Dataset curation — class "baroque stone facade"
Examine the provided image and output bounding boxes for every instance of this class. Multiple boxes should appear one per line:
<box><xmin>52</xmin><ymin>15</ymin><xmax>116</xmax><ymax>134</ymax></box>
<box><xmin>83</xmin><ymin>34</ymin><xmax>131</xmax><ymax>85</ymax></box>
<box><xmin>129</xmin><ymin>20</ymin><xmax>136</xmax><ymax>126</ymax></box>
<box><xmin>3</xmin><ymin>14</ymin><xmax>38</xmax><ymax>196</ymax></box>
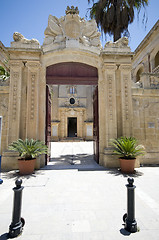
<box><xmin>0</xmin><ymin>7</ymin><xmax>159</xmax><ymax>170</ymax></box>
<box><xmin>50</xmin><ymin>85</ymin><xmax>94</xmax><ymax>141</ymax></box>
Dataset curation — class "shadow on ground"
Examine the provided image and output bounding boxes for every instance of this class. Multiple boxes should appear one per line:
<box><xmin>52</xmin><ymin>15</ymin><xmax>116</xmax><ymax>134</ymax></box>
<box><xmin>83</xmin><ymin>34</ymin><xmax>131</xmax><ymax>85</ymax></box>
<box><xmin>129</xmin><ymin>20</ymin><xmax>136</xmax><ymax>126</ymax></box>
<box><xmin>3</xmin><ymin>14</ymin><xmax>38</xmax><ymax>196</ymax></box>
<box><xmin>106</xmin><ymin>168</ymin><xmax>144</xmax><ymax>178</ymax></box>
<box><xmin>120</xmin><ymin>228</ymin><xmax>131</xmax><ymax>236</ymax></box>
<box><xmin>0</xmin><ymin>233</ymin><xmax>9</xmax><ymax>240</ymax></box>
<box><xmin>1</xmin><ymin>170</ymin><xmax>44</xmax><ymax>180</ymax></box>
<box><xmin>1</xmin><ymin>153</ymin><xmax>144</xmax><ymax>178</ymax></box>
<box><xmin>42</xmin><ymin>154</ymin><xmax>106</xmax><ymax>171</ymax></box>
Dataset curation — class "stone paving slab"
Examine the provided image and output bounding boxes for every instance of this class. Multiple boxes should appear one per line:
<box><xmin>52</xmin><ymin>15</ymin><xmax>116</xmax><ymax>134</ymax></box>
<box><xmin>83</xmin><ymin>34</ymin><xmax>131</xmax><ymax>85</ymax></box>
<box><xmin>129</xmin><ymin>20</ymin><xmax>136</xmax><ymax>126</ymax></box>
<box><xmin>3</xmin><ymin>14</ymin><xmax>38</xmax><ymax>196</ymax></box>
<box><xmin>0</xmin><ymin>142</ymin><xmax>159</xmax><ymax>240</ymax></box>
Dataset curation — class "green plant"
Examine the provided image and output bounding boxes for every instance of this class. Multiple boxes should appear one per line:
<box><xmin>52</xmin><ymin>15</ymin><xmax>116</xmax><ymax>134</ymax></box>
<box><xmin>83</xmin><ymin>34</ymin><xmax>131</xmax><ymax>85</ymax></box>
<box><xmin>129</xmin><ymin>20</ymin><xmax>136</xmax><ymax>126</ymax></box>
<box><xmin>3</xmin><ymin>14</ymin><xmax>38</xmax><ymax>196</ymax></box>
<box><xmin>87</xmin><ymin>0</ymin><xmax>148</xmax><ymax>41</ymax></box>
<box><xmin>9</xmin><ymin>139</ymin><xmax>48</xmax><ymax>160</ymax></box>
<box><xmin>110</xmin><ymin>136</ymin><xmax>145</xmax><ymax>159</ymax></box>
<box><xmin>0</xmin><ymin>66</ymin><xmax>10</xmax><ymax>81</ymax></box>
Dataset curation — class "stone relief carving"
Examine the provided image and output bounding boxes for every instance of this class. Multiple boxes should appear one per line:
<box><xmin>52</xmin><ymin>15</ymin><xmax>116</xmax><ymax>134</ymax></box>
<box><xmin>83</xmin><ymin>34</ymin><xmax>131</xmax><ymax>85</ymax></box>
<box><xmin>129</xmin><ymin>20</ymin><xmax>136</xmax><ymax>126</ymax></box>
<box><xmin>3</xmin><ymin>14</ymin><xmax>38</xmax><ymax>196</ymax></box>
<box><xmin>0</xmin><ymin>78</ymin><xmax>9</xmax><ymax>86</ymax></box>
<box><xmin>105</xmin><ymin>37</ymin><xmax>128</xmax><ymax>47</ymax></box>
<box><xmin>43</xmin><ymin>6</ymin><xmax>101</xmax><ymax>48</ymax></box>
<box><xmin>13</xmin><ymin>32</ymin><xmax>40</xmax><ymax>45</ymax></box>
<box><xmin>107</xmin><ymin>75</ymin><xmax>113</xmax><ymax>120</ymax></box>
<box><xmin>124</xmin><ymin>75</ymin><xmax>129</xmax><ymax>120</ymax></box>
<box><xmin>104</xmin><ymin>37</ymin><xmax>131</xmax><ymax>52</ymax></box>
<box><xmin>0</xmin><ymin>96</ymin><xmax>8</xmax><ymax>112</ymax></box>
<box><xmin>12</xmin><ymin>75</ymin><xmax>18</xmax><ymax>121</ymax></box>
<box><xmin>11</xmin><ymin>32</ymin><xmax>40</xmax><ymax>49</ymax></box>
<box><xmin>30</xmin><ymin>73</ymin><xmax>36</xmax><ymax>120</ymax></box>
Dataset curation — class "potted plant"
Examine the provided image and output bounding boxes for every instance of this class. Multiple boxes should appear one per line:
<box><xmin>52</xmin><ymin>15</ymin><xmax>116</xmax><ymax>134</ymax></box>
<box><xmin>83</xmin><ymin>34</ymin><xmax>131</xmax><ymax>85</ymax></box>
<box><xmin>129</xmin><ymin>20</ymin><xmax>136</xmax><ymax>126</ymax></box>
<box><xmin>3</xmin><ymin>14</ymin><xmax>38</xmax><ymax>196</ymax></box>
<box><xmin>9</xmin><ymin>139</ymin><xmax>48</xmax><ymax>175</ymax></box>
<box><xmin>111</xmin><ymin>136</ymin><xmax>145</xmax><ymax>173</ymax></box>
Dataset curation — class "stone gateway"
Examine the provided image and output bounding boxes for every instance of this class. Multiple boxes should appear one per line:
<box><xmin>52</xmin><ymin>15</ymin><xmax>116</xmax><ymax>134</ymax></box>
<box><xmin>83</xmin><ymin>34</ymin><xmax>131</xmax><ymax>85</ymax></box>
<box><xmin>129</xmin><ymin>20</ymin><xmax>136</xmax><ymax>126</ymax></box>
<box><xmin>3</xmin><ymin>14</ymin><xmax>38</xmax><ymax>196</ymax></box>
<box><xmin>0</xmin><ymin>7</ymin><xmax>159</xmax><ymax>170</ymax></box>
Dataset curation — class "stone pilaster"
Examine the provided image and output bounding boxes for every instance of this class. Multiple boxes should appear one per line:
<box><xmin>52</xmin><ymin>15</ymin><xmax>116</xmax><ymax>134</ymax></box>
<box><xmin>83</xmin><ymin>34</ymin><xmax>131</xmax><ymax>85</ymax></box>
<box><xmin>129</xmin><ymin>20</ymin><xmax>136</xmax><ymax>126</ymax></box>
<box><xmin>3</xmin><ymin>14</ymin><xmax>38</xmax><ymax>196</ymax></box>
<box><xmin>26</xmin><ymin>61</ymin><xmax>40</xmax><ymax>139</ymax></box>
<box><xmin>8</xmin><ymin>60</ymin><xmax>23</xmax><ymax>144</ymax></box>
<box><xmin>120</xmin><ymin>64</ymin><xmax>133</xmax><ymax>136</ymax></box>
<box><xmin>98</xmin><ymin>67</ymin><xmax>106</xmax><ymax>158</ymax></box>
<box><xmin>60</xmin><ymin>110</ymin><xmax>65</xmax><ymax>138</ymax></box>
<box><xmin>78</xmin><ymin>110</ymin><xmax>83</xmax><ymax>138</ymax></box>
<box><xmin>105</xmin><ymin>64</ymin><xmax>117</xmax><ymax>142</ymax></box>
<box><xmin>38</xmin><ymin>66</ymin><xmax>46</xmax><ymax>141</ymax></box>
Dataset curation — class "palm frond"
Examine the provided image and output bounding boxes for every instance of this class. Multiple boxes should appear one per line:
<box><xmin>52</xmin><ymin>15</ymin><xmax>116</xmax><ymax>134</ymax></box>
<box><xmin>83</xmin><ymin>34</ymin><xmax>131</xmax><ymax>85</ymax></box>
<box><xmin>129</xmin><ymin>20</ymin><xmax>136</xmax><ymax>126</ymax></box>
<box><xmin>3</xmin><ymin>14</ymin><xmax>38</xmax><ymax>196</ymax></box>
<box><xmin>87</xmin><ymin>0</ymin><xmax>149</xmax><ymax>41</ymax></box>
<box><xmin>9</xmin><ymin>138</ymin><xmax>48</xmax><ymax>160</ymax></box>
<box><xmin>110</xmin><ymin>136</ymin><xmax>145</xmax><ymax>159</ymax></box>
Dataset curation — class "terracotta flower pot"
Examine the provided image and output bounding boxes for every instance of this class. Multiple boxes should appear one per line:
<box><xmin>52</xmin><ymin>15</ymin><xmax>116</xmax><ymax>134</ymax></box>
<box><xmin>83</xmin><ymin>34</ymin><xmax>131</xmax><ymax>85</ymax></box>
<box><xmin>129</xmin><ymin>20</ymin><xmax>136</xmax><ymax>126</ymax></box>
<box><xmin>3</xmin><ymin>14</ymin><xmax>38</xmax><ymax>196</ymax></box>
<box><xmin>119</xmin><ymin>158</ymin><xmax>136</xmax><ymax>173</ymax></box>
<box><xmin>18</xmin><ymin>158</ymin><xmax>36</xmax><ymax>175</ymax></box>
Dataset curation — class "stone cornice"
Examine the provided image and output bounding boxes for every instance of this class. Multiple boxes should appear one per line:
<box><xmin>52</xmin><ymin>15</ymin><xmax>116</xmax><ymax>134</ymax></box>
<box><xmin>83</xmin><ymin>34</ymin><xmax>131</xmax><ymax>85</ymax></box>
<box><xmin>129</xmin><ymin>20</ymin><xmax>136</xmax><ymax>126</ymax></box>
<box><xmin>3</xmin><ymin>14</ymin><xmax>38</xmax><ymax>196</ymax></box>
<box><xmin>7</xmin><ymin>47</ymin><xmax>42</xmax><ymax>54</ymax></box>
<box><xmin>134</xmin><ymin>20</ymin><xmax>159</xmax><ymax>55</ymax></box>
<box><xmin>100</xmin><ymin>50</ymin><xmax>133</xmax><ymax>57</ymax></box>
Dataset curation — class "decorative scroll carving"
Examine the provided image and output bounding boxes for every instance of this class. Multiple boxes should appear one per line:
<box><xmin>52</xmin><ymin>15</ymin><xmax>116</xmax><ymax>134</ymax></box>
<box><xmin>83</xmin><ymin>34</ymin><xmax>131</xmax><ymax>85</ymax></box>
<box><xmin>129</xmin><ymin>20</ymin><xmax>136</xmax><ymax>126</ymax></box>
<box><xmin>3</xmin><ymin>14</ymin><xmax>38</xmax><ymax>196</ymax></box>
<box><xmin>0</xmin><ymin>96</ymin><xmax>8</xmax><ymax>112</ymax></box>
<box><xmin>124</xmin><ymin>75</ymin><xmax>129</xmax><ymax>120</ymax></box>
<box><xmin>26</xmin><ymin>62</ymin><xmax>40</xmax><ymax>69</ymax></box>
<box><xmin>150</xmin><ymin>75</ymin><xmax>159</xmax><ymax>88</ymax></box>
<box><xmin>30</xmin><ymin>73</ymin><xmax>36</xmax><ymax>120</ymax></box>
<box><xmin>43</xmin><ymin>6</ymin><xmax>101</xmax><ymax>48</ymax></box>
<box><xmin>12</xmin><ymin>73</ymin><xmax>19</xmax><ymax>121</ymax></box>
<box><xmin>108</xmin><ymin>75</ymin><xmax>113</xmax><ymax>120</ymax></box>
<box><xmin>10</xmin><ymin>61</ymin><xmax>22</xmax><ymax>67</ymax></box>
<box><xmin>120</xmin><ymin>64</ymin><xmax>132</xmax><ymax>70</ymax></box>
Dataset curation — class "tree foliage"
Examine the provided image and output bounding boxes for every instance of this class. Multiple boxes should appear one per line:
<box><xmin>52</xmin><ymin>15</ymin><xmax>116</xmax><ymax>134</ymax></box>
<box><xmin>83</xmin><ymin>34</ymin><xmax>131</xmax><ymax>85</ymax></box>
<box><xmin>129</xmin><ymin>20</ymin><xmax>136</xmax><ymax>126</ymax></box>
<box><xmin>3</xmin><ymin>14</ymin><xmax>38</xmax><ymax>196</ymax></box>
<box><xmin>88</xmin><ymin>0</ymin><xmax>148</xmax><ymax>41</ymax></box>
<box><xmin>0</xmin><ymin>65</ymin><xmax>10</xmax><ymax>81</ymax></box>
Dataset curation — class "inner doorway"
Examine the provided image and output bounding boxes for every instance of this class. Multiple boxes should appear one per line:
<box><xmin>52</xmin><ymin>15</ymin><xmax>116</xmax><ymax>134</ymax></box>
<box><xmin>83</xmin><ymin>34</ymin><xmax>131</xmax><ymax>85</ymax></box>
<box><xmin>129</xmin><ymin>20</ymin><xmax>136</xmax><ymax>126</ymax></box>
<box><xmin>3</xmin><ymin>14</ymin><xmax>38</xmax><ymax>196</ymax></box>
<box><xmin>46</xmin><ymin>62</ymin><xmax>99</xmax><ymax>163</ymax></box>
<box><xmin>68</xmin><ymin>117</ymin><xmax>77</xmax><ymax>137</ymax></box>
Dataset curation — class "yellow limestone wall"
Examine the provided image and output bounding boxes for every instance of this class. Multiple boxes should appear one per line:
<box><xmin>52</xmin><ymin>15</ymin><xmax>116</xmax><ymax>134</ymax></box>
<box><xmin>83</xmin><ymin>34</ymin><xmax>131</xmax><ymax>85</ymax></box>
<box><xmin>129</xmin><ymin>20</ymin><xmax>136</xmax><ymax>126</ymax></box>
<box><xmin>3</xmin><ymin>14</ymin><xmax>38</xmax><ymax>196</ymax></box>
<box><xmin>0</xmin><ymin>27</ymin><xmax>159</xmax><ymax>170</ymax></box>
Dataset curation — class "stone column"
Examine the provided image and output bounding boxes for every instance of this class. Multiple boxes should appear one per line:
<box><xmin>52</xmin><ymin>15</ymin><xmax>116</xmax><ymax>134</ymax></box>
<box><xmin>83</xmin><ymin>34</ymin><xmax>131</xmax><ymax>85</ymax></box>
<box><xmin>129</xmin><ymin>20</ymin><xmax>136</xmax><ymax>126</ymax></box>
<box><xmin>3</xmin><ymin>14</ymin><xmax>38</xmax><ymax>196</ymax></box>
<box><xmin>26</xmin><ymin>61</ymin><xmax>40</xmax><ymax>139</ymax></box>
<box><xmin>120</xmin><ymin>64</ymin><xmax>133</xmax><ymax>136</ymax></box>
<box><xmin>8</xmin><ymin>61</ymin><xmax>23</xmax><ymax>144</ymax></box>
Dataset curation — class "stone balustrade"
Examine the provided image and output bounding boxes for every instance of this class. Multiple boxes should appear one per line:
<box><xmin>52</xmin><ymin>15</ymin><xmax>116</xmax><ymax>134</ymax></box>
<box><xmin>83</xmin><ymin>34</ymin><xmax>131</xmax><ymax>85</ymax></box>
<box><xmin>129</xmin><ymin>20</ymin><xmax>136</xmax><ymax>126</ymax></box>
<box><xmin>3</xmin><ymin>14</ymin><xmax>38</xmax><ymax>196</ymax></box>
<box><xmin>140</xmin><ymin>72</ymin><xmax>159</xmax><ymax>89</ymax></box>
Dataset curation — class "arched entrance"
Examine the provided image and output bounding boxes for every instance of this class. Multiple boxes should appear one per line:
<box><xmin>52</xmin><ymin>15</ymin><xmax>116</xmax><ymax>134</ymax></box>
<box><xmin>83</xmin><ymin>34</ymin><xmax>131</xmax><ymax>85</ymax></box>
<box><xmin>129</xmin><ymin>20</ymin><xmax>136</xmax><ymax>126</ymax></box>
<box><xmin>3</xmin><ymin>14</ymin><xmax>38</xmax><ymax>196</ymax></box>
<box><xmin>45</xmin><ymin>62</ymin><xmax>99</xmax><ymax>164</ymax></box>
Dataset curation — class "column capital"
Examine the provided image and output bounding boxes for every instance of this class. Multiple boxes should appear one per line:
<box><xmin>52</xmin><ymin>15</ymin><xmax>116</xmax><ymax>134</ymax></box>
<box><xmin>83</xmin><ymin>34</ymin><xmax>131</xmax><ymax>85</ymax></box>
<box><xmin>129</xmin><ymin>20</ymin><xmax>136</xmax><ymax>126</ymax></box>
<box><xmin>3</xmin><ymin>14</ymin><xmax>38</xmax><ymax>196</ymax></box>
<box><xmin>10</xmin><ymin>60</ymin><xmax>23</xmax><ymax>68</ymax></box>
<box><xmin>26</xmin><ymin>61</ymin><xmax>41</xmax><ymax>69</ymax></box>
<box><xmin>120</xmin><ymin>64</ymin><xmax>132</xmax><ymax>71</ymax></box>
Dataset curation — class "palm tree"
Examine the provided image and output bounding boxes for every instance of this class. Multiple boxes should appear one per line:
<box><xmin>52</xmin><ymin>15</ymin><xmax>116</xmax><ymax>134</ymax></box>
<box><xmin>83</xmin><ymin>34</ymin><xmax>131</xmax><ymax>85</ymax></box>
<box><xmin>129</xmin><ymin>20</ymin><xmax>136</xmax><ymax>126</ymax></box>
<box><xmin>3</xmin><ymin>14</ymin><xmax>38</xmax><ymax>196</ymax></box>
<box><xmin>0</xmin><ymin>65</ymin><xmax>10</xmax><ymax>81</ymax></box>
<box><xmin>88</xmin><ymin>0</ymin><xmax>148</xmax><ymax>42</ymax></box>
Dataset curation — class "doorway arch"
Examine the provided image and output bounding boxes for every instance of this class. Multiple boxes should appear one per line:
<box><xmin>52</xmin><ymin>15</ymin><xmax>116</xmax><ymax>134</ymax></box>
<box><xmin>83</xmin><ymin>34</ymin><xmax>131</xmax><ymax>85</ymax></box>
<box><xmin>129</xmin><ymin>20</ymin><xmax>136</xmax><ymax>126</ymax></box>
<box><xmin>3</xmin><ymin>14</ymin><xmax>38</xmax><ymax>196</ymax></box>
<box><xmin>46</xmin><ymin>62</ymin><xmax>98</xmax><ymax>85</ymax></box>
<box><xmin>45</xmin><ymin>62</ymin><xmax>99</xmax><ymax>163</ymax></box>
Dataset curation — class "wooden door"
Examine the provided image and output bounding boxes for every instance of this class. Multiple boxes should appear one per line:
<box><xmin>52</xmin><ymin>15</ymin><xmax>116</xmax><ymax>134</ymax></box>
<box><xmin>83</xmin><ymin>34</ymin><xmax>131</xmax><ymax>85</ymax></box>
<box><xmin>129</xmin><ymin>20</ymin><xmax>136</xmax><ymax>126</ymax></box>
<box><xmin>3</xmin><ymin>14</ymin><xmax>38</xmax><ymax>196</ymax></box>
<box><xmin>45</xmin><ymin>85</ymin><xmax>51</xmax><ymax>164</ymax></box>
<box><xmin>93</xmin><ymin>86</ymin><xmax>99</xmax><ymax>163</ymax></box>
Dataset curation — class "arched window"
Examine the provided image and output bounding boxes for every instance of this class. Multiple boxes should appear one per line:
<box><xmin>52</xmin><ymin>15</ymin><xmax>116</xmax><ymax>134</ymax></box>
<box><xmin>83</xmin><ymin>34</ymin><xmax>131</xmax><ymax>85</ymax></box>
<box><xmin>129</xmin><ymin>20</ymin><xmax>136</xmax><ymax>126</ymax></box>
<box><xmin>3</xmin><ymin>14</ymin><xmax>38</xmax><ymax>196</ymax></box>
<box><xmin>136</xmin><ymin>67</ymin><xmax>143</xmax><ymax>82</ymax></box>
<box><xmin>155</xmin><ymin>51</ymin><xmax>159</xmax><ymax>68</ymax></box>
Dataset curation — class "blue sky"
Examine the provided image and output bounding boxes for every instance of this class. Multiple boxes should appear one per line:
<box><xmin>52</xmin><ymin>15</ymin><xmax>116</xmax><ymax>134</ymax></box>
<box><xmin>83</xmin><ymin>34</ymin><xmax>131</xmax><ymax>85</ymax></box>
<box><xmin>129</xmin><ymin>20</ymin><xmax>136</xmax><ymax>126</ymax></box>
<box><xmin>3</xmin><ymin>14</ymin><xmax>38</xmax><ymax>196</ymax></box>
<box><xmin>0</xmin><ymin>0</ymin><xmax>158</xmax><ymax>51</ymax></box>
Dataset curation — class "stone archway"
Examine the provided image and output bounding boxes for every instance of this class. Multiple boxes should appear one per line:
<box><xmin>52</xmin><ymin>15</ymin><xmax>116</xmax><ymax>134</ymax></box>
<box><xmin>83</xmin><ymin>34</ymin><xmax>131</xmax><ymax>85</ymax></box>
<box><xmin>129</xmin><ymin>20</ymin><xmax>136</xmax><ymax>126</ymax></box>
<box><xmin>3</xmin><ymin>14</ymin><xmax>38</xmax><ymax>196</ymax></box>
<box><xmin>46</xmin><ymin>62</ymin><xmax>98</xmax><ymax>85</ymax></box>
<box><xmin>45</xmin><ymin>62</ymin><xmax>99</xmax><ymax>162</ymax></box>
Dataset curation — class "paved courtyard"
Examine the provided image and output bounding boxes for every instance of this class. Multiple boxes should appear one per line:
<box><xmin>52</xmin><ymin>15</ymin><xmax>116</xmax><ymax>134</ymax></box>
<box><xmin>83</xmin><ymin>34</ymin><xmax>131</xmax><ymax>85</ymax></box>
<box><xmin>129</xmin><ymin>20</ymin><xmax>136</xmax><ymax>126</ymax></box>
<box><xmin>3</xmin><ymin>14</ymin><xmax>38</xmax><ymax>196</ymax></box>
<box><xmin>0</xmin><ymin>142</ymin><xmax>159</xmax><ymax>239</ymax></box>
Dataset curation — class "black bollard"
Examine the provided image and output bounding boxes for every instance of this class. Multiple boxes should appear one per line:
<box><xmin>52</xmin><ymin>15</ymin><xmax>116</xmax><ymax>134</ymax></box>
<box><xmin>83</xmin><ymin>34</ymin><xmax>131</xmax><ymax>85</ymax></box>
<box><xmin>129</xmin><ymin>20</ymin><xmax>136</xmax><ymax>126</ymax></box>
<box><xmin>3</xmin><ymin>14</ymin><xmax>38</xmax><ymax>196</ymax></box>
<box><xmin>123</xmin><ymin>178</ymin><xmax>137</xmax><ymax>233</ymax></box>
<box><xmin>8</xmin><ymin>179</ymin><xmax>25</xmax><ymax>238</ymax></box>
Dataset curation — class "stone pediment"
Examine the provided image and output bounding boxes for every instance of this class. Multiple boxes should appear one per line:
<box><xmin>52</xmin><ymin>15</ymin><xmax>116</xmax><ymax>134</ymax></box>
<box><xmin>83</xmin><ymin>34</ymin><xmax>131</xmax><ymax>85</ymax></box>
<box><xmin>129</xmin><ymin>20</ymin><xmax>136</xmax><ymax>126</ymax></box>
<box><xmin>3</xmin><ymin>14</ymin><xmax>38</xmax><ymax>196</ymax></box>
<box><xmin>43</xmin><ymin>6</ymin><xmax>101</xmax><ymax>53</ymax></box>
